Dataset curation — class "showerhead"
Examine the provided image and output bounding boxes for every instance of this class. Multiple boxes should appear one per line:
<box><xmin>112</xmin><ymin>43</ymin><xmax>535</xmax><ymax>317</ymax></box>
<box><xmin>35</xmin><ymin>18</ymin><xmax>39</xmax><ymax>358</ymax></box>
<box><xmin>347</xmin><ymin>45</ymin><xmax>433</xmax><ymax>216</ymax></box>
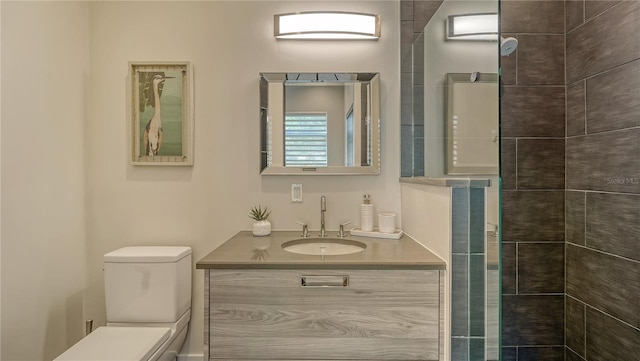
<box><xmin>501</xmin><ymin>36</ymin><xmax>518</xmax><ymax>56</ymax></box>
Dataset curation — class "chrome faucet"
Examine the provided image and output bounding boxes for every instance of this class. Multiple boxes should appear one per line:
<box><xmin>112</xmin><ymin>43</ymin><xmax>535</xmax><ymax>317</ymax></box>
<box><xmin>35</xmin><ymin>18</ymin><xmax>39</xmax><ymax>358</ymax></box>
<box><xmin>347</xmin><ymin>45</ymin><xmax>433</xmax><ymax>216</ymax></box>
<box><xmin>320</xmin><ymin>195</ymin><xmax>327</xmax><ymax>237</ymax></box>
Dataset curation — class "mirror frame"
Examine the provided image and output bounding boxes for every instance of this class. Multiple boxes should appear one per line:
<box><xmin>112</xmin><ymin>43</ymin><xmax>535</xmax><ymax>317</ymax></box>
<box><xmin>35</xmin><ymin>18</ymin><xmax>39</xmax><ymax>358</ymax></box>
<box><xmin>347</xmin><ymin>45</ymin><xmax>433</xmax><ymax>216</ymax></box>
<box><xmin>259</xmin><ymin>72</ymin><xmax>381</xmax><ymax>176</ymax></box>
<box><xmin>445</xmin><ymin>72</ymin><xmax>498</xmax><ymax>175</ymax></box>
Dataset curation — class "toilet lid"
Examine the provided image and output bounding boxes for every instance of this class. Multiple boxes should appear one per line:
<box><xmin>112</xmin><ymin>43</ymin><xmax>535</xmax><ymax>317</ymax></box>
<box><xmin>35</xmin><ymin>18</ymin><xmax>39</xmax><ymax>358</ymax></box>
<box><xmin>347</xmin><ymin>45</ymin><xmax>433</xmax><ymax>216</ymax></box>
<box><xmin>54</xmin><ymin>326</ymin><xmax>170</xmax><ymax>361</ymax></box>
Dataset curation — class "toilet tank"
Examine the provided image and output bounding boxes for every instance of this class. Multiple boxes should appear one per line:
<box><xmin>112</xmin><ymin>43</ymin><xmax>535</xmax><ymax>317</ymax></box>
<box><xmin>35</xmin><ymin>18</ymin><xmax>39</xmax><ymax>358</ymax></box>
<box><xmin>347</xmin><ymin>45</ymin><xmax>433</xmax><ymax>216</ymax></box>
<box><xmin>104</xmin><ymin>246</ymin><xmax>192</xmax><ymax>323</ymax></box>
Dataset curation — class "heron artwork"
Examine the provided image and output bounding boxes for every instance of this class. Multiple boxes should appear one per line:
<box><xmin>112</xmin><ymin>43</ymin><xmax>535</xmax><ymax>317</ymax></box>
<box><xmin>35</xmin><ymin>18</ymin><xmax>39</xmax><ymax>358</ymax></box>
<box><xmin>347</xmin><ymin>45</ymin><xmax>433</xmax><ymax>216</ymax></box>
<box><xmin>143</xmin><ymin>74</ymin><xmax>174</xmax><ymax>156</ymax></box>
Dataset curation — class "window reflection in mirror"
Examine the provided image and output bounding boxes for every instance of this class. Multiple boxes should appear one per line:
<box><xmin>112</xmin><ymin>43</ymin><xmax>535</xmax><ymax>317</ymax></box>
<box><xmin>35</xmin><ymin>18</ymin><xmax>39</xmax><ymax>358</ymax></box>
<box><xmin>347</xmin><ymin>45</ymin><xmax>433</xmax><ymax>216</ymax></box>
<box><xmin>284</xmin><ymin>112</ymin><xmax>328</xmax><ymax>167</ymax></box>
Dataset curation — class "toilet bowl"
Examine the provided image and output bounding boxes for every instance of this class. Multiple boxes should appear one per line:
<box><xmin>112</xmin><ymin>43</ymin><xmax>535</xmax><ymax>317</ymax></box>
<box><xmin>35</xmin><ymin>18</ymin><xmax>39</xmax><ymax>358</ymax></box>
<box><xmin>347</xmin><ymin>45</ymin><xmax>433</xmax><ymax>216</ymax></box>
<box><xmin>54</xmin><ymin>246</ymin><xmax>192</xmax><ymax>361</ymax></box>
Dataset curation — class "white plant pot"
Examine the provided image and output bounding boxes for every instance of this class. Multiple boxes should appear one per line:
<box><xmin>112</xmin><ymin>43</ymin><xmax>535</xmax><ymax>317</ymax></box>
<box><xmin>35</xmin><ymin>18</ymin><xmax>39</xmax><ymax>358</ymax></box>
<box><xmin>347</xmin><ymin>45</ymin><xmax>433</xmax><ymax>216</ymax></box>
<box><xmin>252</xmin><ymin>220</ymin><xmax>271</xmax><ymax>236</ymax></box>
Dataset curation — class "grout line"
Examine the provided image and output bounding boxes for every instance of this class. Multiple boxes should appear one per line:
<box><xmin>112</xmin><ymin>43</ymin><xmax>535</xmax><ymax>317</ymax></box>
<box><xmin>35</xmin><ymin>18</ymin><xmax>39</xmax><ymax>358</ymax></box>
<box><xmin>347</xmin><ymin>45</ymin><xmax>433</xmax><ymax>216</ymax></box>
<box><xmin>566</xmin><ymin>125</ymin><xmax>640</xmax><ymax>138</ymax></box>
<box><xmin>569</xmin><ymin>59</ymin><xmax>640</xmax><ymax>86</ymax></box>
<box><xmin>567</xmin><ymin>242</ymin><xmax>640</xmax><ymax>265</ymax></box>
<box><xmin>502</xmin><ymin>84</ymin><xmax>566</xmax><ymax>88</ymax></box>
<box><xmin>503</xmin><ymin>241</ymin><xmax>565</xmax><ymax>244</ymax></box>
<box><xmin>584</xmin><ymin>303</ymin><xmax>640</xmax><ymax>332</ymax></box>
<box><xmin>565</xmin><ymin>346</ymin><xmax>586</xmax><ymax>361</ymax></box>
<box><xmin>565</xmin><ymin>189</ymin><xmax>640</xmax><ymax>196</ymax></box>
<box><xmin>566</xmin><ymin>293</ymin><xmax>585</xmax><ymax>304</ymax></box>
<box><xmin>505</xmin><ymin>292</ymin><xmax>565</xmax><ymax>296</ymax></box>
<box><xmin>584</xmin><ymin>0</ymin><xmax>626</xmax><ymax>23</ymax></box>
<box><xmin>566</xmin><ymin>0</ymin><xmax>625</xmax><ymax>36</ymax></box>
<box><xmin>502</xmin><ymin>189</ymin><xmax>566</xmax><ymax>192</ymax></box>
<box><xmin>511</xmin><ymin>136</ymin><xmax>565</xmax><ymax>140</ymax></box>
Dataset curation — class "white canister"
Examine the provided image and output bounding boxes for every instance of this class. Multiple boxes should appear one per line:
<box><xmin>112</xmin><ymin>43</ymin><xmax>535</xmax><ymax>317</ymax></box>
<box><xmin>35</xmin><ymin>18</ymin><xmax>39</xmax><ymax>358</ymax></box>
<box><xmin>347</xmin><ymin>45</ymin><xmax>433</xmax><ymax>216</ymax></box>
<box><xmin>378</xmin><ymin>213</ymin><xmax>396</xmax><ymax>233</ymax></box>
<box><xmin>360</xmin><ymin>204</ymin><xmax>374</xmax><ymax>232</ymax></box>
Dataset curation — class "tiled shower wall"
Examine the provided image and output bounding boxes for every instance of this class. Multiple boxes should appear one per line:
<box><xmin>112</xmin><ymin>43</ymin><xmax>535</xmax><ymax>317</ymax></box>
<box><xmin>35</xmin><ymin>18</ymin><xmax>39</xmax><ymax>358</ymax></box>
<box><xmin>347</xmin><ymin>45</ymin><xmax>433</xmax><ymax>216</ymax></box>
<box><xmin>500</xmin><ymin>1</ymin><xmax>567</xmax><ymax>359</ymax></box>
<box><xmin>564</xmin><ymin>0</ymin><xmax>640</xmax><ymax>360</ymax></box>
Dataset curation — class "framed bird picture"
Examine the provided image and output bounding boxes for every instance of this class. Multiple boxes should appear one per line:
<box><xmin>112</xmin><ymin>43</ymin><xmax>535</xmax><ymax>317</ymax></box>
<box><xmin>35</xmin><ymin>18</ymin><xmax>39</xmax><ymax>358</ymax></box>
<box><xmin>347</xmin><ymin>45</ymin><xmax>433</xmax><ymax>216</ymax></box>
<box><xmin>130</xmin><ymin>62</ymin><xmax>193</xmax><ymax>165</ymax></box>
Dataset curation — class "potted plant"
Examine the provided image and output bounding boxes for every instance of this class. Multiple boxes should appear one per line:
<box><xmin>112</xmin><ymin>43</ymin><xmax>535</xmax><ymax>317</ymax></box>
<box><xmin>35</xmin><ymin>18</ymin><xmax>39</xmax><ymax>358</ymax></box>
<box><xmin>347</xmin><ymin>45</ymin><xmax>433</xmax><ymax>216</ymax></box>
<box><xmin>249</xmin><ymin>205</ymin><xmax>271</xmax><ymax>236</ymax></box>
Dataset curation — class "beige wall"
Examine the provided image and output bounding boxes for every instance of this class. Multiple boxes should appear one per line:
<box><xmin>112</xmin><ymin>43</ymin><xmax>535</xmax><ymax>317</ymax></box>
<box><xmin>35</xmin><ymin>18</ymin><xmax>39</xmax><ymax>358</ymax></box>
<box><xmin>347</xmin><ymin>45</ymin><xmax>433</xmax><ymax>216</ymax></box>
<box><xmin>0</xmin><ymin>1</ymin><xmax>400</xmax><ymax>360</ymax></box>
<box><xmin>1</xmin><ymin>2</ymin><xmax>90</xmax><ymax>360</ymax></box>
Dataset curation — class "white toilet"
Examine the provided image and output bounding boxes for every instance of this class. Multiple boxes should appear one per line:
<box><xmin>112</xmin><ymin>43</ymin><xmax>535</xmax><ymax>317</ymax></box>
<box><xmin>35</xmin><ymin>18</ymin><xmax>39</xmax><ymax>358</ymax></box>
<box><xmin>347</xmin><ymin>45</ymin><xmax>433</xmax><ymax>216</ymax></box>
<box><xmin>55</xmin><ymin>246</ymin><xmax>192</xmax><ymax>361</ymax></box>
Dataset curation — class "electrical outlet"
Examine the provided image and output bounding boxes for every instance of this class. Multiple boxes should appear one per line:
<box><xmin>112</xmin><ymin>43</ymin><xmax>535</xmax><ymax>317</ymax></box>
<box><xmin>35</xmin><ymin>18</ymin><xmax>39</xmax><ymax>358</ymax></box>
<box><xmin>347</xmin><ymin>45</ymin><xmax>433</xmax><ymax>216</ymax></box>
<box><xmin>291</xmin><ymin>184</ymin><xmax>303</xmax><ymax>202</ymax></box>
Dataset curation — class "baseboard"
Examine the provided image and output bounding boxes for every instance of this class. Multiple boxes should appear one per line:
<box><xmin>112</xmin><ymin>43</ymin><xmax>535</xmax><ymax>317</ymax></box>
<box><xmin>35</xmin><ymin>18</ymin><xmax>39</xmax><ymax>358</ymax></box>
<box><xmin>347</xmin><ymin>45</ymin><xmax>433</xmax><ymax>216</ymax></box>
<box><xmin>177</xmin><ymin>353</ymin><xmax>204</xmax><ymax>361</ymax></box>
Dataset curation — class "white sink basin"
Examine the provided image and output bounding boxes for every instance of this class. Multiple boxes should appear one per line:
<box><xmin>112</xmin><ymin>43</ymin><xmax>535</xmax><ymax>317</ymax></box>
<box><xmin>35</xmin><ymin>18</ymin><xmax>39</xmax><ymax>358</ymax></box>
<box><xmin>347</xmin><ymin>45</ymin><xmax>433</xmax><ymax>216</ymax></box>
<box><xmin>281</xmin><ymin>238</ymin><xmax>366</xmax><ymax>256</ymax></box>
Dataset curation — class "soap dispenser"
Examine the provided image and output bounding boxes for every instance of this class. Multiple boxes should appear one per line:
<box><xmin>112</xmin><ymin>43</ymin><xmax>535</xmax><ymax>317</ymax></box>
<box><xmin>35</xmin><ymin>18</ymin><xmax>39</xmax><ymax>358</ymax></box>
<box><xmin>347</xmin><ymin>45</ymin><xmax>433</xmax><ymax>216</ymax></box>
<box><xmin>360</xmin><ymin>194</ymin><xmax>374</xmax><ymax>232</ymax></box>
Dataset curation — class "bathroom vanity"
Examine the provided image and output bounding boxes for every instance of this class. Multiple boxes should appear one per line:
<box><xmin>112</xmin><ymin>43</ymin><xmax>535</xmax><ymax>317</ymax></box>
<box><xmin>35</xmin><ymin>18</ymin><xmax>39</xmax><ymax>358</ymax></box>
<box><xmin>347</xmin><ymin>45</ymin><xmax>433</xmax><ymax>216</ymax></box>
<box><xmin>196</xmin><ymin>231</ymin><xmax>446</xmax><ymax>361</ymax></box>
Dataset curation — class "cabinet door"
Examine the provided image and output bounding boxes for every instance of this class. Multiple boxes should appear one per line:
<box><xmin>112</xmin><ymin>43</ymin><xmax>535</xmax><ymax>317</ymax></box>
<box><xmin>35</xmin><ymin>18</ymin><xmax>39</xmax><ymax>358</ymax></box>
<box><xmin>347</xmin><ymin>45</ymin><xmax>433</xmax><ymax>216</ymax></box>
<box><xmin>208</xmin><ymin>269</ymin><xmax>440</xmax><ymax>360</ymax></box>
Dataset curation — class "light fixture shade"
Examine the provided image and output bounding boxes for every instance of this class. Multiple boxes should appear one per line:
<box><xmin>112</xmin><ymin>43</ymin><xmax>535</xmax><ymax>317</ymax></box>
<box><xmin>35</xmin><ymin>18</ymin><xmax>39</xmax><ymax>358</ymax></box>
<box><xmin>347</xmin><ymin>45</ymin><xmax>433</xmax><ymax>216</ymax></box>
<box><xmin>446</xmin><ymin>13</ymin><xmax>498</xmax><ymax>41</ymax></box>
<box><xmin>274</xmin><ymin>11</ymin><xmax>380</xmax><ymax>40</ymax></box>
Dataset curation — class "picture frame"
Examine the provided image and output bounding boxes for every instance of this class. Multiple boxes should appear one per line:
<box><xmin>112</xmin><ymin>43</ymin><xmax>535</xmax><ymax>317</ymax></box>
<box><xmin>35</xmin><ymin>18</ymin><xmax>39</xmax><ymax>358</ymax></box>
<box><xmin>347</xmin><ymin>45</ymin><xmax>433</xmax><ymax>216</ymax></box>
<box><xmin>130</xmin><ymin>62</ymin><xmax>193</xmax><ymax>166</ymax></box>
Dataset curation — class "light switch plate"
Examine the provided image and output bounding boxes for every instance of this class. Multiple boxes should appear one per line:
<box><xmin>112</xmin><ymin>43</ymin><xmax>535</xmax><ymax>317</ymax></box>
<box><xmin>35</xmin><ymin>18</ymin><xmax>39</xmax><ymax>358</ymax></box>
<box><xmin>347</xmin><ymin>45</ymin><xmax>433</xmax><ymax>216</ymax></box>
<box><xmin>291</xmin><ymin>184</ymin><xmax>303</xmax><ymax>202</ymax></box>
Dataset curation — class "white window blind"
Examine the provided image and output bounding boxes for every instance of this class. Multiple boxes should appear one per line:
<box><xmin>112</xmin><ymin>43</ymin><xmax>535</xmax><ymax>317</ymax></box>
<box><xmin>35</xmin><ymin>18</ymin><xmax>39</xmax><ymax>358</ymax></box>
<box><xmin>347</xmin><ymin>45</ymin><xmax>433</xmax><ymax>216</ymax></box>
<box><xmin>285</xmin><ymin>112</ymin><xmax>328</xmax><ymax>167</ymax></box>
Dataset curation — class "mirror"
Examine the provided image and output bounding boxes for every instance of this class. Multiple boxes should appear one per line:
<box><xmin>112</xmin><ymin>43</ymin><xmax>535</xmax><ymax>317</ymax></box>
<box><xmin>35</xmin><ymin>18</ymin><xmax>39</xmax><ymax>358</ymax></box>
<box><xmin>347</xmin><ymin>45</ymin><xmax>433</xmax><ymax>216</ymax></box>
<box><xmin>402</xmin><ymin>0</ymin><xmax>499</xmax><ymax>178</ymax></box>
<box><xmin>259</xmin><ymin>73</ymin><xmax>380</xmax><ymax>175</ymax></box>
<box><xmin>445</xmin><ymin>73</ymin><xmax>498</xmax><ymax>175</ymax></box>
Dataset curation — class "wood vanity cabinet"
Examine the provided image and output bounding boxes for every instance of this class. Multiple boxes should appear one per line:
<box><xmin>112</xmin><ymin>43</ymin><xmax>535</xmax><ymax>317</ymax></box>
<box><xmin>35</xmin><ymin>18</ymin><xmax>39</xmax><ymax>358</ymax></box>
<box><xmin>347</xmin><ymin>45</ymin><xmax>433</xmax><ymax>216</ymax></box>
<box><xmin>203</xmin><ymin>269</ymin><xmax>443</xmax><ymax>361</ymax></box>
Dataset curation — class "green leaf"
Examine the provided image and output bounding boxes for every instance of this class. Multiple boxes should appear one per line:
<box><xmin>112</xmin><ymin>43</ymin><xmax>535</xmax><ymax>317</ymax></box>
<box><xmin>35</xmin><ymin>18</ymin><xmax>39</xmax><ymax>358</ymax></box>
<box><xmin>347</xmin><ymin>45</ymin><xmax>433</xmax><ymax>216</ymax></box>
<box><xmin>249</xmin><ymin>205</ymin><xmax>271</xmax><ymax>221</ymax></box>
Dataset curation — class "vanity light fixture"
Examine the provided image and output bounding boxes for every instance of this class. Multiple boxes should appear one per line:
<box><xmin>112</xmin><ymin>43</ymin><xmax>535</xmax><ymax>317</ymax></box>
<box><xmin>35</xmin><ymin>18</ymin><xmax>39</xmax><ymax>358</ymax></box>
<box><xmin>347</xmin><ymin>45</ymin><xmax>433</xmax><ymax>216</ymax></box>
<box><xmin>274</xmin><ymin>11</ymin><xmax>380</xmax><ymax>40</ymax></box>
<box><xmin>446</xmin><ymin>13</ymin><xmax>498</xmax><ymax>41</ymax></box>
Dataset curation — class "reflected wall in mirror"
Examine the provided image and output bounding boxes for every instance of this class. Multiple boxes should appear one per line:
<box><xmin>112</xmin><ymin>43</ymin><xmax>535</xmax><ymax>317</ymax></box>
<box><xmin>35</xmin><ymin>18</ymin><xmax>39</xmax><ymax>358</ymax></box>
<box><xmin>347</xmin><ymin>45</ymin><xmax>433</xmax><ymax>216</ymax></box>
<box><xmin>260</xmin><ymin>73</ymin><xmax>380</xmax><ymax>175</ymax></box>
<box><xmin>445</xmin><ymin>73</ymin><xmax>498</xmax><ymax>175</ymax></box>
<box><xmin>403</xmin><ymin>0</ymin><xmax>499</xmax><ymax>178</ymax></box>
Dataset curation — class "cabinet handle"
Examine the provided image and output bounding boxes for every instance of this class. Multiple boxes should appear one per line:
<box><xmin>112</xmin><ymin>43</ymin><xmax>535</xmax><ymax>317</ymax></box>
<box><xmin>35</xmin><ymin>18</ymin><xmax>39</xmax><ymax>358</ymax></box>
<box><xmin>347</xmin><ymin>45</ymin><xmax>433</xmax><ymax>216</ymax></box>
<box><xmin>301</xmin><ymin>275</ymin><xmax>349</xmax><ymax>287</ymax></box>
